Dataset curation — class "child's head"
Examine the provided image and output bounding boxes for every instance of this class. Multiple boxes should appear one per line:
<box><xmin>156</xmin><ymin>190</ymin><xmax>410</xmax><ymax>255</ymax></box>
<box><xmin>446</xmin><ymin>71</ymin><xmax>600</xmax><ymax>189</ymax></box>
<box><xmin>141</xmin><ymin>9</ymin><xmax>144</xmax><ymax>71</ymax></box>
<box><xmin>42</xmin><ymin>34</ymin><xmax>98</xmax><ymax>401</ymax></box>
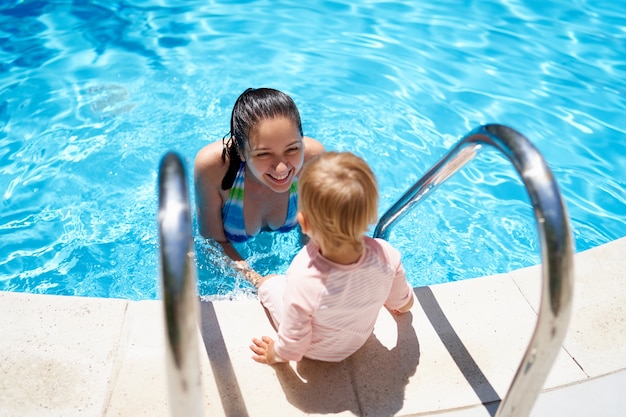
<box><xmin>298</xmin><ymin>152</ymin><xmax>378</xmax><ymax>252</ymax></box>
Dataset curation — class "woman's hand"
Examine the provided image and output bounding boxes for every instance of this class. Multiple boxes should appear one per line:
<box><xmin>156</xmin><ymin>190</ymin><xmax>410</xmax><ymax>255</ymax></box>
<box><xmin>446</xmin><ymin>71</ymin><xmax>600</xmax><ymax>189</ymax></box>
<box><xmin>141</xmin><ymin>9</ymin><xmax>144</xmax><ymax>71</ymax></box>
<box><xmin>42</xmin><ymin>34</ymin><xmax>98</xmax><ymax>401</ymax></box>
<box><xmin>232</xmin><ymin>260</ymin><xmax>265</xmax><ymax>287</ymax></box>
<box><xmin>233</xmin><ymin>260</ymin><xmax>276</xmax><ymax>288</ymax></box>
<box><xmin>250</xmin><ymin>336</ymin><xmax>284</xmax><ymax>365</ymax></box>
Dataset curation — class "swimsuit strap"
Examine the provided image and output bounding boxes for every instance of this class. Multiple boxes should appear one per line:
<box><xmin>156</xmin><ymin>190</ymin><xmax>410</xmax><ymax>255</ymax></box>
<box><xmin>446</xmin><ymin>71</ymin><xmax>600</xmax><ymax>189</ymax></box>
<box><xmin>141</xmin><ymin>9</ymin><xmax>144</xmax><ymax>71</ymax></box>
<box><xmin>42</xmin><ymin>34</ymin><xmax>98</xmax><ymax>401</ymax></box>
<box><xmin>222</xmin><ymin>162</ymin><xmax>249</xmax><ymax>242</ymax></box>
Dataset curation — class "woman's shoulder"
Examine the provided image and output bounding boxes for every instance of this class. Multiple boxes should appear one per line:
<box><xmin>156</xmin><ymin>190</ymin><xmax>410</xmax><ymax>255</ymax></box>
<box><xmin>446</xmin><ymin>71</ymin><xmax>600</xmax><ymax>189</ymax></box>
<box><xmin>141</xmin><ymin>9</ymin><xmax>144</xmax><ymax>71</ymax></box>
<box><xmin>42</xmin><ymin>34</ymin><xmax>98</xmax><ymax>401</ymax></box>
<box><xmin>195</xmin><ymin>140</ymin><xmax>225</xmax><ymax>168</ymax></box>
<box><xmin>194</xmin><ymin>140</ymin><xmax>229</xmax><ymax>185</ymax></box>
<box><xmin>303</xmin><ymin>136</ymin><xmax>325</xmax><ymax>160</ymax></box>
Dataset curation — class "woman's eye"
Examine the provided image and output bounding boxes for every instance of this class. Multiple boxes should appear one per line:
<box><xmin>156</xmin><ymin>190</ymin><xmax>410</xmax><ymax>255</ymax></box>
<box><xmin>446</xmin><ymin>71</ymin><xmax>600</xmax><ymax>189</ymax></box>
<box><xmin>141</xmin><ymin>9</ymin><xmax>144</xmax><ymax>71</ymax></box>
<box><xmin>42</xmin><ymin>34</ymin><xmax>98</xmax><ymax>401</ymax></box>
<box><xmin>286</xmin><ymin>147</ymin><xmax>301</xmax><ymax>154</ymax></box>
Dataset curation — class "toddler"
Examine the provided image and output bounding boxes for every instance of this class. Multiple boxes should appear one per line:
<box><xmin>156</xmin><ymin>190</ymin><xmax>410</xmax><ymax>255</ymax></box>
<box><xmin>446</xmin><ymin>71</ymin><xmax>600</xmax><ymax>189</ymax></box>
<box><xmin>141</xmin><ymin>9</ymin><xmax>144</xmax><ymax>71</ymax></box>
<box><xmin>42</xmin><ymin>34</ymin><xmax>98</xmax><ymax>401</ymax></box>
<box><xmin>250</xmin><ymin>151</ymin><xmax>414</xmax><ymax>364</ymax></box>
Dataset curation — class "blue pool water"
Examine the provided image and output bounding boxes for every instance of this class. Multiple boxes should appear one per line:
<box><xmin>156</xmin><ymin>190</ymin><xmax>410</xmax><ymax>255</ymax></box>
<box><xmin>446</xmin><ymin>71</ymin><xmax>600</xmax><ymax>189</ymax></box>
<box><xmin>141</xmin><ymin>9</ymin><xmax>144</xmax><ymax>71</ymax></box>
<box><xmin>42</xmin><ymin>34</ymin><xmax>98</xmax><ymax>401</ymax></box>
<box><xmin>1</xmin><ymin>1</ymin><xmax>625</xmax><ymax>300</ymax></box>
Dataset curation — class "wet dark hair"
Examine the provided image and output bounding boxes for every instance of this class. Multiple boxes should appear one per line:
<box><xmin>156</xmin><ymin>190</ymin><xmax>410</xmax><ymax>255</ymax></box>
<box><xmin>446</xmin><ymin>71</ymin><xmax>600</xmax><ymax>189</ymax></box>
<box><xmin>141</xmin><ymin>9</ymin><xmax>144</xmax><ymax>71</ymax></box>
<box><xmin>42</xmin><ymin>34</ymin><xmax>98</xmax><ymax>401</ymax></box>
<box><xmin>221</xmin><ymin>88</ymin><xmax>304</xmax><ymax>190</ymax></box>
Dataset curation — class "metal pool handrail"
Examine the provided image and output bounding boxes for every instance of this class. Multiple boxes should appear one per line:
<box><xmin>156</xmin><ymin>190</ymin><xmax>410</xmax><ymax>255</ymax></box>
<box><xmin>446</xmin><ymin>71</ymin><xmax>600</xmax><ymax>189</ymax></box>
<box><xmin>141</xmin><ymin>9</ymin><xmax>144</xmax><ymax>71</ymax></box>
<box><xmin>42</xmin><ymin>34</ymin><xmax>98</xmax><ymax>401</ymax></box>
<box><xmin>374</xmin><ymin>124</ymin><xmax>574</xmax><ymax>417</ymax></box>
<box><xmin>157</xmin><ymin>152</ymin><xmax>204</xmax><ymax>417</ymax></box>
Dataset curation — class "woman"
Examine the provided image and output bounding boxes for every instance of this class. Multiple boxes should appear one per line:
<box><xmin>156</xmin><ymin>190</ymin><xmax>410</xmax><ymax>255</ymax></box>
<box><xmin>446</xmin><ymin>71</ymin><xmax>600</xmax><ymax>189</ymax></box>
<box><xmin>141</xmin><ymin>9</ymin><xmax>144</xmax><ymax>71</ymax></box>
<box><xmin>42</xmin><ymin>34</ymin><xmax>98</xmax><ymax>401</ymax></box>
<box><xmin>194</xmin><ymin>88</ymin><xmax>324</xmax><ymax>279</ymax></box>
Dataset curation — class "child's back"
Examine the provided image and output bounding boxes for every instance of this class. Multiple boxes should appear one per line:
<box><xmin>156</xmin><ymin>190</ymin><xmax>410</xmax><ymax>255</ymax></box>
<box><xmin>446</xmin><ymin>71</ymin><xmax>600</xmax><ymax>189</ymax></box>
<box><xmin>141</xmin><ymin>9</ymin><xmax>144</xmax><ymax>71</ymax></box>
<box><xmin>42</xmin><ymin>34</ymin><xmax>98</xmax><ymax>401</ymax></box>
<box><xmin>251</xmin><ymin>152</ymin><xmax>414</xmax><ymax>364</ymax></box>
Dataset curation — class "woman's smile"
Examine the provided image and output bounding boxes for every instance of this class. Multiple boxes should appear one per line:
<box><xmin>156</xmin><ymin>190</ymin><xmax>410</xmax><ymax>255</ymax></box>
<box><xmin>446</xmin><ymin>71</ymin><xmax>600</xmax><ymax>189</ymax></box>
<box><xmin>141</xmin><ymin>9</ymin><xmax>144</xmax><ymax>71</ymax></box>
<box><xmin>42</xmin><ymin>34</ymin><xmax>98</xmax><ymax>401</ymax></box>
<box><xmin>266</xmin><ymin>167</ymin><xmax>294</xmax><ymax>185</ymax></box>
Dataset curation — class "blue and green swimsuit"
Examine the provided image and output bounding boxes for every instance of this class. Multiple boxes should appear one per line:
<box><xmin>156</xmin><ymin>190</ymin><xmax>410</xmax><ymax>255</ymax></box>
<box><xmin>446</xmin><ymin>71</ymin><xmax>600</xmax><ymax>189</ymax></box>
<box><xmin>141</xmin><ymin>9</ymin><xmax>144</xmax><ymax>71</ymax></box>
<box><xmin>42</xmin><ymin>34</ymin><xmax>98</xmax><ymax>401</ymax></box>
<box><xmin>222</xmin><ymin>162</ymin><xmax>298</xmax><ymax>243</ymax></box>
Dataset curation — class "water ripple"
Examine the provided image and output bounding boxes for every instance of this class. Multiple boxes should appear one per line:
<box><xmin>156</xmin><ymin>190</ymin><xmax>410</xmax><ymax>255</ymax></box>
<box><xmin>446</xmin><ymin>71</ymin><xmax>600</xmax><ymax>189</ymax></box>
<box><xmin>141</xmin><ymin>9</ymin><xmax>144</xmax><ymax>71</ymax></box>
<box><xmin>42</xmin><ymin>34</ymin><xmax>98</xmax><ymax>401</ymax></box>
<box><xmin>1</xmin><ymin>0</ymin><xmax>625</xmax><ymax>298</ymax></box>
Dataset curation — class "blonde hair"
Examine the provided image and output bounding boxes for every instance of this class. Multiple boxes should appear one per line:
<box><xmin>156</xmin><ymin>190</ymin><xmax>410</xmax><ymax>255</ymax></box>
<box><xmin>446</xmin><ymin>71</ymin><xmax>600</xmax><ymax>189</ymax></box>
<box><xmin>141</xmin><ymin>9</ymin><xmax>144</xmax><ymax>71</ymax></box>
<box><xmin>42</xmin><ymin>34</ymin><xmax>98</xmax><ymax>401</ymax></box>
<box><xmin>298</xmin><ymin>152</ymin><xmax>378</xmax><ymax>251</ymax></box>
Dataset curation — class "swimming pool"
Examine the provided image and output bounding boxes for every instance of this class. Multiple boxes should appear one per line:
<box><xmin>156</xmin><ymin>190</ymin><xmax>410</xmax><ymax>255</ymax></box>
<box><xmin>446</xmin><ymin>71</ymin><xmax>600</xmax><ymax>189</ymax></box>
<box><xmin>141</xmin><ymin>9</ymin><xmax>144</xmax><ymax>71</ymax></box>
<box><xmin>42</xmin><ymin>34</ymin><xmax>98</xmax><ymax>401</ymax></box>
<box><xmin>1</xmin><ymin>0</ymin><xmax>625</xmax><ymax>300</ymax></box>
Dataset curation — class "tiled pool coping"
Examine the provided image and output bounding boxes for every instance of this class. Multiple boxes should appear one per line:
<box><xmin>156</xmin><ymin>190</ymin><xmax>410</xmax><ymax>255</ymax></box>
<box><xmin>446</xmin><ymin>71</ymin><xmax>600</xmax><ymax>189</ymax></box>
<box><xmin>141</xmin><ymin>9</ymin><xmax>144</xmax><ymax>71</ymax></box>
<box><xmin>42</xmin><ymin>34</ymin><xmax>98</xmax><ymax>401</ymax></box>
<box><xmin>2</xmin><ymin>237</ymin><xmax>625</xmax><ymax>417</ymax></box>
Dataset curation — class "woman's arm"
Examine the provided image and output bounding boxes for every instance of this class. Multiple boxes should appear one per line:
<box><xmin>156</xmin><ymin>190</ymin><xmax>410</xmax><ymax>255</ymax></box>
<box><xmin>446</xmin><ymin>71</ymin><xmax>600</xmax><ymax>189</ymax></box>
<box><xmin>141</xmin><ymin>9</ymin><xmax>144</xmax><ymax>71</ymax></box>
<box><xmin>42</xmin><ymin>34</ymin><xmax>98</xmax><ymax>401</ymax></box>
<box><xmin>193</xmin><ymin>142</ymin><xmax>255</xmax><ymax>276</ymax></box>
<box><xmin>193</xmin><ymin>142</ymin><xmax>230</xmax><ymax>241</ymax></box>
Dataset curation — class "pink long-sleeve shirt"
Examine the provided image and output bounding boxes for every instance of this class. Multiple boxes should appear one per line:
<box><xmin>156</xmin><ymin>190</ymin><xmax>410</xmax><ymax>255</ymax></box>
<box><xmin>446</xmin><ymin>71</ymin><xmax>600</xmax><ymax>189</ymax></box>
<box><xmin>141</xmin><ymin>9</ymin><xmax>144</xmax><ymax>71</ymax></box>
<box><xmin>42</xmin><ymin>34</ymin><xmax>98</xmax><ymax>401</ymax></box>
<box><xmin>258</xmin><ymin>236</ymin><xmax>414</xmax><ymax>362</ymax></box>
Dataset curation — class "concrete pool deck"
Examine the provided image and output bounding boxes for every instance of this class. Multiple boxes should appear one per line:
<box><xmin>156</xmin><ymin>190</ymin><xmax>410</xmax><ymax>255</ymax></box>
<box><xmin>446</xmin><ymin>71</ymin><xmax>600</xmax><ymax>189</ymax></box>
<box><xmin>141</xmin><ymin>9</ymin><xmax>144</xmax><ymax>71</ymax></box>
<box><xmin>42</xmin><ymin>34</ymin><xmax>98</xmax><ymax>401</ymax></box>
<box><xmin>1</xmin><ymin>237</ymin><xmax>625</xmax><ymax>417</ymax></box>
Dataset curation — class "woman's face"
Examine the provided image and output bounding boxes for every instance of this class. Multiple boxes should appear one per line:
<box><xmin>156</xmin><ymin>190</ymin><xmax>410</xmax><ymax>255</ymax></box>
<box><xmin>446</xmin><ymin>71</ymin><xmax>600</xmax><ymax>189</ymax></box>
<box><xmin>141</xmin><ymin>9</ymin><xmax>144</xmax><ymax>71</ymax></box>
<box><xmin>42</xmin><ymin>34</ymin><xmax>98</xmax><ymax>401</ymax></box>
<box><xmin>243</xmin><ymin>116</ymin><xmax>304</xmax><ymax>193</ymax></box>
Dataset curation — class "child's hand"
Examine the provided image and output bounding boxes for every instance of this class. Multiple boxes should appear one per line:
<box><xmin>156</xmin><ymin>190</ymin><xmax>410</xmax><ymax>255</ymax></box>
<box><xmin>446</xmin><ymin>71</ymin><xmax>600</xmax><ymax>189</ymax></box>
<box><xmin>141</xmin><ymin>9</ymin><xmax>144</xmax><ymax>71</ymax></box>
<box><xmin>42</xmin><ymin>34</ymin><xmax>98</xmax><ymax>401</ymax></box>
<box><xmin>250</xmin><ymin>336</ymin><xmax>283</xmax><ymax>365</ymax></box>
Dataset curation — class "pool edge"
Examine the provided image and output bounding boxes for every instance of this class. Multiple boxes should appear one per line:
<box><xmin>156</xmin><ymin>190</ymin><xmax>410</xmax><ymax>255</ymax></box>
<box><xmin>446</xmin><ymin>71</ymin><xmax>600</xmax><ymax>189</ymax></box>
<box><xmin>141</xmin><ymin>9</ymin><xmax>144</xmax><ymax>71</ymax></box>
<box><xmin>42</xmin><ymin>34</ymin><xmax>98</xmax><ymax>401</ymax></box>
<box><xmin>1</xmin><ymin>236</ymin><xmax>625</xmax><ymax>417</ymax></box>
